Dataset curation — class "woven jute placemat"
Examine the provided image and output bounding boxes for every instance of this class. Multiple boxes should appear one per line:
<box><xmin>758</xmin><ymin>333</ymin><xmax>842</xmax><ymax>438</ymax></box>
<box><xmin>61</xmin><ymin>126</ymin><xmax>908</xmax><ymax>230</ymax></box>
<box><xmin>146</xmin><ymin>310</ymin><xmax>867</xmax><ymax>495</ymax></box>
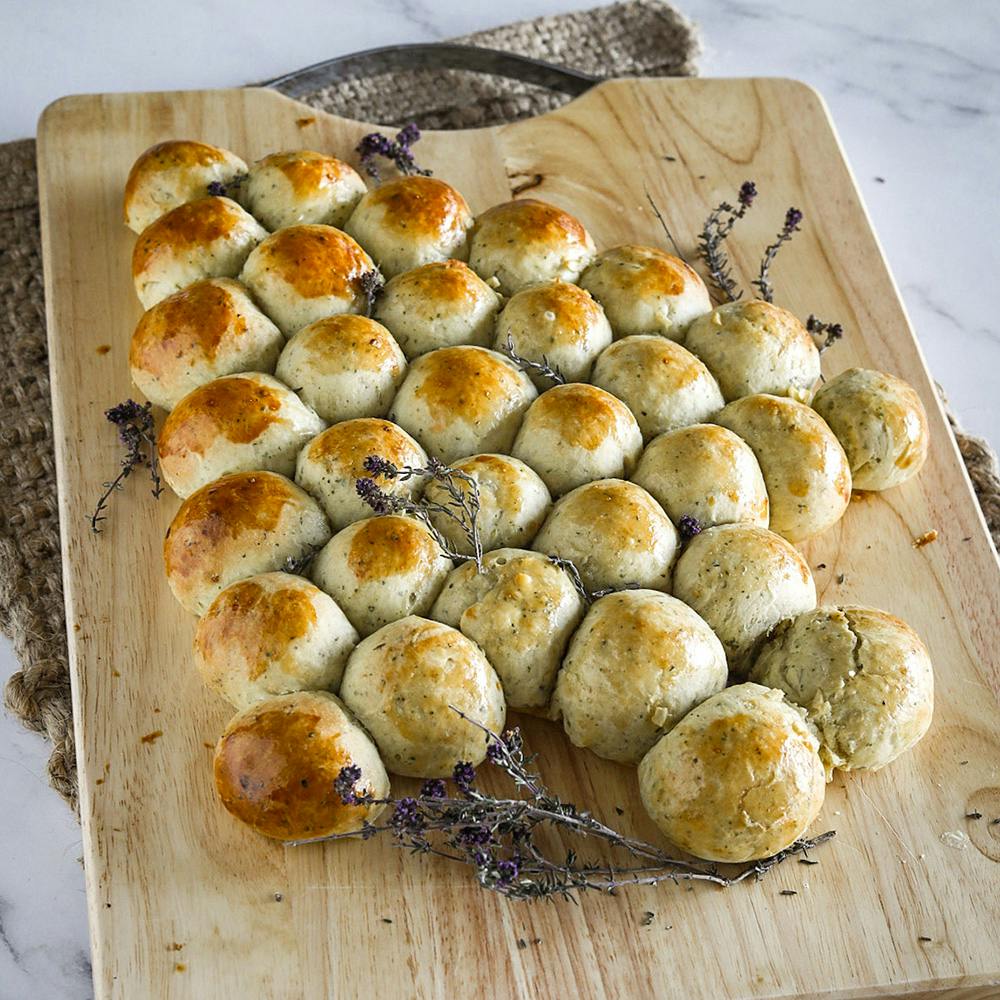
<box><xmin>0</xmin><ymin>0</ymin><xmax>996</xmax><ymax>814</ymax></box>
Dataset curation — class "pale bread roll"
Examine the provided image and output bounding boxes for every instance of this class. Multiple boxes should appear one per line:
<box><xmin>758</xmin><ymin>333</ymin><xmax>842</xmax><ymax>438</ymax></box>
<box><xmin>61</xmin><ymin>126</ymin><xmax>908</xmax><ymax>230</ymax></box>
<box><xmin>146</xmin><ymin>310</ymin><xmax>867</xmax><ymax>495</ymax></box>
<box><xmin>339</xmin><ymin>616</ymin><xmax>506</xmax><ymax>777</ymax></box>
<box><xmin>749</xmin><ymin>605</ymin><xmax>934</xmax><ymax>772</ymax></box>
<box><xmin>124</xmin><ymin>139</ymin><xmax>248</xmax><ymax>234</ymax></box>
<box><xmin>344</xmin><ymin>176</ymin><xmax>473</xmax><ymax>277</ymax></box>
<box><xmin>129</xmin><ymin>278</ymin><xmax>283</xmax><ymax>410</ymax></box>
<box><xmin>275</xmin><ymin>315</ymin><xmax>407</xmax><ymax>423</ymax></box>
<box><xmin>511</xmin><ymin>383</ymin><xmax>643</xmax><ymax>497</ymax></box>
<box><xmin>194</xmin><ymin>572</ymin><xmax>358</xmax><ymax>709</ymax></box>
<box><xmin>240</xmin><ymin>224</ymin><xmax>378</xmax><ymax>336</ymax></box>
<box><xmin>311</xmin><ymin>515</ymin><xmax>452</xmax><ymax>637</ymax></box>
<box><xmin>243</xmin><ymin>151</ymin><xmax>367</xmax><ymax>231</ymax></box>
<box><xmin>671</xmin><ymin>524</ymin><xmax>817</xmax><ymax>674</ymax></box>
<box><xmin>468</xmin><ymin>199</ymin><xmax>596</xmax><ymax>296</ymax></box>
<box><xmin>531</xmin><ymin>479</ymin><xmax>678</xmax><ymax>593</ymax></box>
<box><xmin>591</xmin><ymin>335</ymin><xmax>724</xmax><ymax>440</ymax></box>
<box><xmin>715</xmin><ymin>394</ymin><xmax>851</xmax><ymax>543</ymax></box>
<box><xmin>553</xmin><ymin>589</ymin><xmax>727</xmax><ymax>763</ymax></box>
<box><xmin>579</xmin><ymin>244</ymin><xmax>711</xmax><ymax>340</ymax></box>
<box><xmin>631</xmin><ymin>423</ymin><xmax>769</xmax><ymax>530</ymax></box>
<box><xmin>158</xmin><ymin>372</ymin><xmax>325</xmax><ymax>498</ymax></box>
<box><xmin>431</xmin><ymin>549</ymin><xmax>584</xmax><ymax>713</ymax></box>
<box><xmin>294</xmin><ymin>417</ymin><xmax>428</xmax><ymax>531</ymax></box>
<box><xmin>638</xmin><ymin>683</ymin><xmax>825</xmax><ymax>862</ymax></box>
<box><xmin>213</xmin><ymin>690</ymin><xmax>389</xmax><ymax>841</ymax></box>
<box><xmin>164</xmin><ymin>471</ymin><xmax>331</xmax><ymax>615</ymax></box>
<box><xmin>373</xmin><ymin>259</ymin><xmax>501</xmax><ymax>358</ymax></box>
<box><xmin>388</xmin><ymin>346</ymin><xmax>537</xmax><ymax>463</ymax></box>
<box><xmin>132</xmin><ymin>196</ymin><xmax>267</xmax><ymax>308</ymax></box>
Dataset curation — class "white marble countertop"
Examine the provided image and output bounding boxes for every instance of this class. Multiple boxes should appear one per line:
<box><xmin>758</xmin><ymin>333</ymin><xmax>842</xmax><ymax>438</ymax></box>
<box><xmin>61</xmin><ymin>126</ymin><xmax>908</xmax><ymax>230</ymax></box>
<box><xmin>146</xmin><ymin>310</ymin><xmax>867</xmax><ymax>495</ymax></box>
<box><xmin>1</xmin><ymin>1</ymin><xmax>997</xmax><ymax>996</ymax></box>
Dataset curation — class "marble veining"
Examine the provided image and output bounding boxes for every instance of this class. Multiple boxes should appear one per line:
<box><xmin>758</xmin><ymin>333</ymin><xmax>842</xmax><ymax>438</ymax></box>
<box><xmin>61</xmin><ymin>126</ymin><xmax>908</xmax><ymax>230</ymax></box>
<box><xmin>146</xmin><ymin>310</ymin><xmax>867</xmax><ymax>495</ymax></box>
<box><xmin>1</xmin><ymin>1</ymin><xmax>997</xmax><ymax>996</ymax></box>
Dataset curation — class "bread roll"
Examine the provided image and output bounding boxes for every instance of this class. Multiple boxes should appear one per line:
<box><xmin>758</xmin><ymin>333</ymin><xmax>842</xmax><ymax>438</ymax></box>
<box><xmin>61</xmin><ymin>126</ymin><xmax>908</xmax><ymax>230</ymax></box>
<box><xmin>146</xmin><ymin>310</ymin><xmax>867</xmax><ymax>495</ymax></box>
<box><xmin>422</xmin><ymin>453</ymin><xmax>551</xmax><ymax>556</ymax></box>
<box><xmin>715</xmin><ymin>394</ymin><xmax>851</xmax><ymax>542</ymax></box>
<box><xmin>511</xmin><ymin>383</ymin><xmax>643</xmax><ymax>497</ymax></box>
<box><xmin>578</xmin><ymin>244</ymin><xmax>711</xmax><ymax>340</ymax></box>
<box><xmin>158</xmin><ymin>373</ymin><xmax>325</xmax><ymax>498</ymax></box>
<box><xmin>124</xmin><ymin>139</ymin><xmax>248</xmax><ymax>234</ymax></box>
<box><xmin>812</xmin><ymin>368</ymin><xmax>929</xmax><ymax>490</ymax></box>
<box><xmin>339</xmin><ymin>616</ymin><xmax>506</xmax><ymax>777</ymax></box>
<box><xmin>311</xmin><ymin>515</ymin><xmax>452</xmax><ymax>636</ymax></box>
<box><xmin>242</xmin><ymin>151</ymin><xmax>366</xmax><ymax>231</ymax></box>
<box><xmin>492</xmin><ymin>280</ymin><xmax>613</xmax><ymax>388</ymax></box>
<box><xmin>344</xmin><ymin>176</ymin><xmax>473</xmax><ymax>277</ymax></box>
<box><xmin>531</xmin><ymin>479</ymin><xmax>677</xmax><ymax>593</ymax></box>
<box><xmin>468</xmin><ymin>199</ymin><xmax>595</xmax><ymax>295</ymax></box>
<box><xmin>388</xmin><ymin>346</ymin><xmax>537</xmax><ymax>463</ymax></box>
<box><xmin>591</xmin><ymin>335</ymin><xmax>724</xmax><ymax>440</ymax></box>
<box><xmin>132</xmin><ymin>196</ymin><xmax>267</xmax><ymax>308</ymax></box>
<box><xmin>240</xmin><ymin>224</ymin><xmax>377</xmax><ymax>336</ymax></box>
<box><xmin>275</xmin><ymin>315</ymin><xmax>407</xmax><ymax>423</ymax></box>
<box><xmin>638</xmin><ymin>683</ymin><xmax>825</xmax><ymax>862</ymax></box>
<box><xmin>164</xmin><ymin>471</ymin><xmax>331</xmax><ymax>615</ymax></box>
<box><xmin>213</xmin><ymin>690</ymin><xmax>389</xmax><ymax>840</ymax></box>
<box><xmin>294</xmin><ymin>418</ymin><xmax>428</xmax><ymax>530</ymax></box>
<box><xmin>554</xmin><ymin>590</ymin><xmax>727</xmax><ymax>763</ymax></box>
<box><xmin>684</xmin><ymin>300</ymin><xmax>820</xmax><ymax>403</ymax></box>
<box><xmin>194</xmin><ymin>572</ymin><xmax>358</xmax><ymax>708</ymax></box>
<box><xmin>373</xmin><ymin>259</ymin><xmax>501</xmax><ymax>359</ymax></box>
<box><xmin>631</xmin><ymin>423</ymin><xmax>769</xmax><ymax>530</ymax></box>
<box><xmin>749</xmin><ymin>605</ymin><xmax>934</xmax><ymax>772</ymax></box>
<box><xmin>431</xmin><ymin>549</ymin><xmax>584</xmax><ymax>713</ymax></box>
<box><xmin>129</xmin><ymin>278</ymin><xmax>284</xmax><ymax>410</ymax></box>
<box><xmin>671</xmin><ymin>524</ymin><xmax>816</xmax><ymax>673</ymax></box>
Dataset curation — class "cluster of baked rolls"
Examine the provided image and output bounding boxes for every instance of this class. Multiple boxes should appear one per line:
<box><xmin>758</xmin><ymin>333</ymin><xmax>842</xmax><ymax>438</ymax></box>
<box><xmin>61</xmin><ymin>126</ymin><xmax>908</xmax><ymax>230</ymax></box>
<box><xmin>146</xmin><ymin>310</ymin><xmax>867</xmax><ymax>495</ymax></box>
<box><xmin>124</xmin><ymin>137</ymin><xmax>934</xmax><ymax>859</ymax></box>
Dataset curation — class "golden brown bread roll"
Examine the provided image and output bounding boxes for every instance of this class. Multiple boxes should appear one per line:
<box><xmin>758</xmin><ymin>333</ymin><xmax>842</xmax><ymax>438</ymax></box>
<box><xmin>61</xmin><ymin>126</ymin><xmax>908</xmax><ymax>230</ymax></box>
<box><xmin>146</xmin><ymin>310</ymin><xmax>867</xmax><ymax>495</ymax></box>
<box><xmin>239</xmin><ymin>224</ymin><xmax>378</xmax><ymax>336</ymax></box>
<box><xmin>578</xmin><ymin>244</ymin><xmax>711</xmax><ymax>340</ymax></box>
<box><xmin>715</xmin><ymin>394</ymin><xmax>851</xmax><ymax>542</ymax></box>
<box><xmin>163</xmin><ymin>470</ymin><xmax>331</xmax><ymax>615</ymax></box>
<box><xmin>131</xmin><ymin>196</ymin><xmax>267</xmax><ymax>308</ymax></box>
<box><xmin>344</xmin><ymin>176</ymin><xmax>473</xmax><ymax>277</ymax></box>
<box><xmin>467</xmin><ymin>198</ymin><xmax>596</xmax><ymax>295</ymax></box>
<box><xmin>638</xmin><ymin>683</ymin><xmax>826</xmax><ymax>862</ymax></box>
<box><xmin>749</xmin><ymin>605</ymin><xmax>934</xmax><ymax>772</ymax></box>
<box><xmin>194</xmin><ymin>572</ymin><xmax>358</xmax><ymax>708</ymax></box>
<box><xmin>158</xmin><ymin>372</ymin><xmax>325</xmax><ymax>498</ymax></box>
<box><xmin>339</xmin><ymin>616</ymin><xmax>506</xmax><ymax>777</ymax></box>
<box><xmin>213</xmin><ymin>690</ymin><xmax>389</xmax><ymax>841</ymax></box>
<box><xmin>811</xmin><ymin>367</ymin><xmax>929</xmax><ymax>490</ymax></box>
<box><xmin>553</xmin><ymin>589</ymin><xmax>727</xmax><ymax>763</ymax></box>
<box><xmin>129</xmin><ymin>278</ymin><xmax>284</xmax><ymax>411</ymax></box>
<box><xmin>242</xmin><ymin>150</ymin><xmax>367</xmax><ymax>231</ymax></box>
<box><xmin>124</xmin><ymin>139</ymin><xmax>248</xmax><ymax>234</ymax></box>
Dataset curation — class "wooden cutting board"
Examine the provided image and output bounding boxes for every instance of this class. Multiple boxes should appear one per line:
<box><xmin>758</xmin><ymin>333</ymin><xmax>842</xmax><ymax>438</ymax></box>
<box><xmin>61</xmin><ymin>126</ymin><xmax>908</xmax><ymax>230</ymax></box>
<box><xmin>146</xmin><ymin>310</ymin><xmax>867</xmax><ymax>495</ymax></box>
<box><xmin>36</xmin><ymin>79</ymin><xmax>1000</xmax><ymax>999</ymax></box>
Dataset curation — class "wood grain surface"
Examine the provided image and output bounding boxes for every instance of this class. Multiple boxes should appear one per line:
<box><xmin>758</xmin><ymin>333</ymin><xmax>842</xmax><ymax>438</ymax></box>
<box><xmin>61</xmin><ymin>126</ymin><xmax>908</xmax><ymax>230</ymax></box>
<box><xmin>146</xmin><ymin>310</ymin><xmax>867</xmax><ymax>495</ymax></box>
<box><xmin>36</xmin><ymin>79</ymin><xmax>1000</xmax><ymax>999</ymax></box>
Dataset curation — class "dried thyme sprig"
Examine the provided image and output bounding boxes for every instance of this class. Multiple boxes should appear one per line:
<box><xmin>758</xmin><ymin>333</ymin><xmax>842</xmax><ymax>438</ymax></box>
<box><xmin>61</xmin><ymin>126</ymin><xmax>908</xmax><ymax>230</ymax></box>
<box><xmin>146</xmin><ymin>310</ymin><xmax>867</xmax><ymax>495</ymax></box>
<box><xmin>753</xmin><ymin>207</ymin><xmax>803</xmax><ymax>303</ymax></box>
<box><xmin>545</xmin><ymin>556</ymin><xmax>641</xmax><ymax>607</ymax></box>
<box><xmin>206</xmin><ymin>174</ymin><xmax>247</xmax><ymax>198</ymax></box>
<box><xmin>500</xmin><ymin>333</ymin><xmax>566</xmax><ymax>386</ymax></box>
<box><xmin>697</xmin><ymin>180</ymin><xmax>757</xmax><ymax>302</ymax></box>
<box><xmin>355</xmin><ymin>455</ymin><xmax>484</xmax><ymax>571</ymax></box>
<box><xmin>359</xmin><ymin>269</ymin><xmax>385</xmax><ymax>317</ymax></box>
<box><xmin>291</xmin><ymin>710</ymin><xmax>835</xmax><ymax>900</ymax></box>
<box><xmin>356</xmin><ymin>123</ymin><xmax>431</xmax><ymax>182</ymax></box>
<box><xmin>806</xmin><ymin>314</ymin><xmax>844</xmax><ymax>353</ymax></box>
<box><xmin>90</xmin><ymin>399</ymin><xmax>162</xmax><ymax>533</ymax></box>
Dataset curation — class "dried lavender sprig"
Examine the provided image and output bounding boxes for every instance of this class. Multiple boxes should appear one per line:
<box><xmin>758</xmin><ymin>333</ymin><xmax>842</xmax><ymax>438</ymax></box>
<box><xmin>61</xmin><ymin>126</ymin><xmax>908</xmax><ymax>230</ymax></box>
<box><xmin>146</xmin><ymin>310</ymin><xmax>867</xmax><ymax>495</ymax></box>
<box><xmin>677</xmin><ymin>514</ymin><xmax>703</xmax><ymax>539</ymax></box>
<box><xmin>697</xmin><ymin>180</ymin><xmax>758</xmax><ymax>302</ymax></box>
<box><xmin>359</xmin><ymin>269</ymin><xmax>384</xmax><ymax>317</ymax></box>
<box><xmin>356</xmin><ymin>123</ymin><xmax>431</xmax><ymax>182</ymax></box>
<box><xmin>206</xmin><ymin>173</ymin><xmax>247</xmax><ymax>198</ymax></box>
<box><xmin>806</xmin><ymin>314</ymin><xmax>844</xmax><ymax>353</ymax></box>
<box><xmin>289</xmin><ymin>709</ymin><xmax>835</xmax><ymax>901</ymax></box>
<box><xmin>546</xmin><ymin>555</ymin><xmax>639</xmax><ymax>607</ymax></box>
<box><xmin>90</xmin><ymin>399</ymin><xmax>162</xmax><ymax>533</ymax></box>
<box><xmin>753</xmin><ymin>207</ymin><xmax>803</xmax><ymax>304</ymax></box>
<box><xmin>500</xmin><ymin>334</ymin><xmax>566</xmax><ymax>386</ymax></box>
<box><xmin>356</xmin><ymin>455</ymin><xmax>484</xmax><ymax>571</ymax></box>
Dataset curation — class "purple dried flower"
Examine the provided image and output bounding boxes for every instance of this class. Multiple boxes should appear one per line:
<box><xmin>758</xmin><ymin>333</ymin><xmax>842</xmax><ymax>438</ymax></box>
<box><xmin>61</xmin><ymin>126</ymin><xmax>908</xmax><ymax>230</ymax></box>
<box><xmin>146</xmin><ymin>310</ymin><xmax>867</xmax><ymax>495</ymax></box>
<box><xmin>356</xmin><ymin>124</ymin><xmax>431</xmax><ymax>182</ymax></box>
<box><xmin>452</xmin><ymin>761</ymin><xmax>477</xmax><ymax>792</ymax></box>
<box><xmin>390</xmin><ymin>797</ymin><xmax>423</xmax><ymax>834</ymax></box>
<box><xmin>784</xmin><ymin>207</ymin><xmax>804</xmax><ymax>232</ymax></box>
<box><xmin>457</xmin><ymin>825</ymin><xmax>493</xmax><ymax>847</ymax></box>
<box><xmin>738</xmin><ymin>180</ymin><xmax>758</xmax><ymax>208</ymax></box>
<box><xmin>207</xmin><ymin>180</ymin><xmax>227</xmax><ymax>197</ymax></box>
<box><xmin>334</xmin><ymin>764</ymin><xmax>363</xmax><ymax>805</ymax></box>
<box><xmin>363</xmin><ymin>455</ymin><xmax>398</xmax><ymax>479</ymax></box>
<box><xmin>355</xmin><ymin>477</ymin><xmax>395</xmax><ymax>515</ymax></box>
<box><xmin>486</xmin><ymin>740</ymin><xmax>506</xmax><ymax>765</ymax></box>
<box><xmin>496</xmin><ymin>859</ymin><xmax>520</xmax><ymax>885</ymax></box>
<box><xmin>396</xmin><ymin>122</ymin><xmax>421</xmax><ymax>147</ymax></box>
<box><xmin>420</xmin><ymin>778</ymin><xmax>447</xmax><ymax>799</ymax></box>
<box><xmin>677</xmin><ymin>514</ymin><xmax>703</xmax><ymax>539</ymax></box>
<box><xmin>754</xmin><ymin>206</ymin><xmax>805</xmax><ymax>303</ymax></box>
<box><xmin>807</xmin><ymin>314</ymin><xmax>844</xmax><ymax>353</ymax></box>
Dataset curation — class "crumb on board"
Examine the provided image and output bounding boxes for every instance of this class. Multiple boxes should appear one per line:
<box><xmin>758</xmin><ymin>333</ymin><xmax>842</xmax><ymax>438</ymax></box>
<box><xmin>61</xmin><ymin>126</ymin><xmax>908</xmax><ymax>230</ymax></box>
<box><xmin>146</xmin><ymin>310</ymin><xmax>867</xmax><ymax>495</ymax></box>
<box><xmin>641</xmin><ymin>911</ymin><xmax>655</xmax><ymax>926</ymax></box>
<box><xmin>174</xmin><ymin>963</ymin><xmax>186</xmax><ymax>973</ymax></box>
<box><xmin>912</xmin><ymin>529</ymin><xmax>938</xmax><ymax>548</ymax></box>
<box><xmin>296</xmin><ymin>116</ymin><xmax>316</xmax><ymax>128</ymax></box>
<box><xmin>96</xmin><ymin>344</ymin><xmax>111</xmax><ymax>355</ymax></box>
<box><xmin>168</xmin><ymin>943</ymin><xmax>184</xmax><ymax>952</ymax></box>
<box><xmin>140</xmin><ymin>730</ymin><xmax>163</xmax><ymax>744</ymax></box>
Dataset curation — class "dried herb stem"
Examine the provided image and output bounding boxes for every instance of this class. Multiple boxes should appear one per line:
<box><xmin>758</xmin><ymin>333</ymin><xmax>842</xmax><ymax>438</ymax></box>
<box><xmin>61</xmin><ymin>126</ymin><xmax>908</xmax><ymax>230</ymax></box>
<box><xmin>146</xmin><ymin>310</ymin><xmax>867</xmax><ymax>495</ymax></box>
<box><xmin>697</xmin><ymin>180</ymin><xmax>757</xmax><ymax>302</ymax></box>
<box><xmin>753</xmin><ymin>207</ymin><xmax>803</xmax><ymax>303</ymax></box>
<box><xmin>356</xmin><ymin>123</ymin><xmax>431</xmax><ymax>182</ymax></box>
<box><xmin>500</xmin><ymin>333</ymin><xmax>566</xmax><ymax>386</ymax></box>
